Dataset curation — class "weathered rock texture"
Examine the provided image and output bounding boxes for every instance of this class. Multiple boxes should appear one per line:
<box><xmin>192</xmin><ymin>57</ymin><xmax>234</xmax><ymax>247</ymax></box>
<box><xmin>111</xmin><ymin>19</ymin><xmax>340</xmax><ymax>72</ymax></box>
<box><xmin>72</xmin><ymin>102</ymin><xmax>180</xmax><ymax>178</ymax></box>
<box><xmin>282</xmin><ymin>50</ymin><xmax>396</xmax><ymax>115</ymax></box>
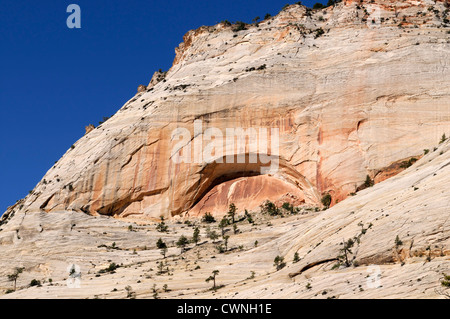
<box><xmin>3</xmin><ymin>0</ymin><xmax>450</xmax><ymax>221</ymax></box>
<box><xmin>0</xmin><ymin>132</ymin><xmax>449</xmax><ymax>299</ymax></box>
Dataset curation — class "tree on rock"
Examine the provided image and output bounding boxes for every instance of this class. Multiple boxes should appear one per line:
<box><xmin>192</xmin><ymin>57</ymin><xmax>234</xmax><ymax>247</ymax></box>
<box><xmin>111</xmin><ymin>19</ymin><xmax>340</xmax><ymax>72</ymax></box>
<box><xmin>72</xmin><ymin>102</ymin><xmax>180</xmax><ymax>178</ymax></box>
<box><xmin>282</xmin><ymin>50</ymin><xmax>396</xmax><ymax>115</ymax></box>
<box><xmin>206</xmin><ymin>270</ymin><xmax>220</xmax><ymax>290</ymax></box>
<box><xmin>7</xmin><ymin>267</ymin><xmax>24</xmax><ymax>291</ymax></box>
<box><xmin>176</xmin><ymin>235</ymin><xmax>189</xmax><ymax>254</ymax></box>
<box><xmin>274</xmin><ymin>256</ymin><xmax>286</xmax><ymax>271</ymax></box>
<box><xmin>192</xmin><ymin>227</ymin><xmax>201</xmax><ymax>246</ymax></box>
<box><xmin>227</xmin><ymin>203</ymin><xmax>237</xmax><ymax>224</ymax></box>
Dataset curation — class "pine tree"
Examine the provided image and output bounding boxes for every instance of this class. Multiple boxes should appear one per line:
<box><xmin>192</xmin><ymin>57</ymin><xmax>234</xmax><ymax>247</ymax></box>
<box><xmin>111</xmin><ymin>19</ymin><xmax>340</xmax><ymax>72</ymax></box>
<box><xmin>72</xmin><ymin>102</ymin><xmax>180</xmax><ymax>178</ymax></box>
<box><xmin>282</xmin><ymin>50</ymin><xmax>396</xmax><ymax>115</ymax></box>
<box><xmin>192</xmin><ymin>227</ymin><xmax>200</xmax><ymax>245</ymax></box>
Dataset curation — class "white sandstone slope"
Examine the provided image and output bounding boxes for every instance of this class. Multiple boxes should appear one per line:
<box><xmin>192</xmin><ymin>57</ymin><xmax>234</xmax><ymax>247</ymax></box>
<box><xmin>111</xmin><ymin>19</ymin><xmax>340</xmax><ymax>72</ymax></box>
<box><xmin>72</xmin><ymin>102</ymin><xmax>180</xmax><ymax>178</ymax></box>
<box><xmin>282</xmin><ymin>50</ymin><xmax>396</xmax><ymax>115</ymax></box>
<box><xmin>0</xmin><ymin>0</ymin><xmax>449</xmax><ymax>299</ymax></box>
<box><xmin>0</xmin><ymin>138</ymin><xmax>449</xmax><ymax>299</ymax></box>
<box><xmin>2</xmin><ymin>0</ymin><xmax>449</xmax><ymax>220</ymax></box>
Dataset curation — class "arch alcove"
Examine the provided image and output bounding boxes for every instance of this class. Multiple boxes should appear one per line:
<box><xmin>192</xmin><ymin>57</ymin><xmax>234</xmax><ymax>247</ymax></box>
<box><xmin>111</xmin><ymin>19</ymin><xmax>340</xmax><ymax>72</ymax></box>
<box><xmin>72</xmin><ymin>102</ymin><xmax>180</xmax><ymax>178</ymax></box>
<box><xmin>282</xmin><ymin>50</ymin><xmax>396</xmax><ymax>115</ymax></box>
<box><xmin>176</xmin><ymin>153</ymin><xmax>320</xmax><ymax>217</ymax></box>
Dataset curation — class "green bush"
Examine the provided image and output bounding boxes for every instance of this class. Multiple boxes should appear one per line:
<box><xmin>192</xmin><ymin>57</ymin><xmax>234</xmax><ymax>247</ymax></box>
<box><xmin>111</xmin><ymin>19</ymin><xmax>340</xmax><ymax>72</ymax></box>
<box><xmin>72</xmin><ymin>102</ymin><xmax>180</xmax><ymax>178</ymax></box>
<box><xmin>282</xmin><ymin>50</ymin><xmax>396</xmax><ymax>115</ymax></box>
<box><xmin>233</xmin><ymin>21</ymin><xmax>247</xmax><ymax>32</ymax></box>
<box><xmin>400</xmin><ymin>158</ymin><xmax>417</xmax><ymax>169</ymax></box>
<box><xmin>156</xmin><ymin>238</ymin><xmax>167</xmax><ymax>249</ymax></box>
<box><xmin>313</xmin><ymin>3</ymin><xmax>324</xmax><ymax>9</ymax></box>
<box><xmin>314</xmin><ymin>28</ymin><xmax>325</xmax><ymax>38</ymax></box>
<box><xmin>364</xmin><ymin>175</ymin><xmax>374</xmax><ymax>188</ymax></box>
<box><xmin>202</xmin><ymin>212</ymin><xmax>216</xmax><ymax>223</ymax></box>
<box><xmin>321</xmin><ymin>193</ymin><xmax>332</xmax><ymax>208</ymax></box>
<box><xmin>261</xmin><ymin>200</ymin><xmax>280</xmax><ymax>216</ymax></box>
<box><xmin>274</xmin><ymin>256</ymin><xmax>286</xmax><ymax>271</ymax></box>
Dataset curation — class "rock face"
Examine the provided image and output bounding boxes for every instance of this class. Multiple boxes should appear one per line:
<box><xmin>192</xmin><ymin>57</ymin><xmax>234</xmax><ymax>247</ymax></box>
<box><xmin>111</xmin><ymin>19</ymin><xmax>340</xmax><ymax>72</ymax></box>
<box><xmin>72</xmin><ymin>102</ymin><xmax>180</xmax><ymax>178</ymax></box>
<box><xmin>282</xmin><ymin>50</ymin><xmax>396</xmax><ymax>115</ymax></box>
<box><xmin>0</xmin><ymin>130</ymin><xmax>449</xmax><ymax>299</ymax></box>
<box><xmin>4</xmin><ymin>0</ymin><xmax>450</xmax><ymax>220</ymax></box>
<box><xmin>84</xmin><ymin>125</ymin><xmax>95</xmax><ymax>135</ymax></box>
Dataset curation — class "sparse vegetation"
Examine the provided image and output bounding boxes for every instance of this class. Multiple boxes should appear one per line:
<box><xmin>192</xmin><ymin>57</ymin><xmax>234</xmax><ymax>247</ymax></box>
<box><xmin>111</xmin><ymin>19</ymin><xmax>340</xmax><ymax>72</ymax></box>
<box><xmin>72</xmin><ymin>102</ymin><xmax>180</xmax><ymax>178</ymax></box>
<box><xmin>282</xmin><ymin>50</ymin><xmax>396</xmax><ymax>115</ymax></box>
<box><xmin>125</xmin><ymin>285</ymin><xmax>136</xmax><ymax>299</ymax></box>
<box><xmin>314</xmin><ymin>28</ymin><xmax>325</xmax><ymax>38</ymax></box>
<box><xmin>176</xmin><ymin>235</ymin><xmax>189</xmax><ymax>254</ymax></box>
<box><xmin>400</xmin><ymin>158</ymin><xmax>417</xmax><ymax>169</ymax></box>
<box><xmin>364</xmin><ymin>175</ymin><xmax>374</xmax><ymax>188</ymax></box>
<box><xmin>245</xmin><ymin>209</ymin><xmax>254</xmax><ymax>224</ymax></box>
<box><xmin>219</xmin><ymin>217</ymin><xmax>229</xmax><ymax>239</ymax></box>
<box><xmin>274</xmin><ymin>256</ymin><xmax>286</xmax><ymax>271</ymax></box>
<box><xmin>156</xmin><ymin>238</ymin><xmax>166</xmax><ymax>249</ymax></box>
<box><xmin>321</xmin><ymin>193</ymin><xmax>332</xmax><ymax>208</ymax></box>
<box><xmin>29</xmin><ymin>279</ymin><xmax>41</xmax><ymax>287</ymax></box>
<box><xmin>157</xmin><ymin>238</ymin><xmax>168</xmax><ymax>258</ymax></box>
<box><xmin>261</xmin><ymin>200</ymin><xmax>280</xmax><ymax>216</ymax></box>
<box><xmin>202</xmin><ymin>212</ymin><xmax>216</xmax><ymax>223</ymax></box>
<box><xmin>233</xmin><ymin>21</ymin><xmax>247</xmax><ymax>32</ymax></box>
<box><xmin>7</xmin><ymin>267</ymin><xmax>24</xmax><ymax>291</ymax></box>
<box><xmin>206</xmin><ymin>270</ymin><xmax>220</xmax><ymax>290</ymax></box>
<box><xmin>192</xmin><ymin>227</ymin><xmax>201</xmax><ymax>245</ymax></box>
<box><xmin>436</xmin><ymin>273</ymin><xmax>450</xmax><ymax>298</ymax></box>
<box><xmin>395</xmin><ymin>235</ymin><xmax>403</xmax><ymax>247</ymax></box>
<box><xmin>313</xmin><ymin>3</ymin><xmax>324</xmax><ymax>9</ymax></box>
<box><xmin>206</xmin><ymin>227</ymin><xmax>219</xmax><ymax>243</ymax></box>
<box><xmin>227</xmin><ymin>203</ymin><xmax>237</xmax><ymax>224</ymax></box>
<box><xmin>99</xmin><ymin>262</ymin><xmax>119</xmax><ymax>274</ymax></box>
<box><xmin>156</xmin><ymin>216</ymin><xmax>169</xmax><ymax>232</ymax></box>
<box><xmin>332</xmin><ymin>238</ymin><xmax>355</xmax><ymax>269</ymax></box>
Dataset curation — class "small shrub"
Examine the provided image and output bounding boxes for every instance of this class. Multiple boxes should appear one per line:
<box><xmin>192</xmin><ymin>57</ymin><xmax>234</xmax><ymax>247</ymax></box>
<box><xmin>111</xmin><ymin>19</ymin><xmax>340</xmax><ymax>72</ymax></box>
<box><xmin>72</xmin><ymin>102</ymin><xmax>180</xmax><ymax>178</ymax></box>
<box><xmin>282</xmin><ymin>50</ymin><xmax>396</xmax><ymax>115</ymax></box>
<box><xmin>274</xmin><ymin>256</ymin><xmax>286</xmax><ymax>271</ymax></box>
<box><xmin>364</xmin><ymin>175</ymin><xmax>374</xmax><ymax>188</ymax></box>
<box><xmin>202</xmin><ymin>212</ymin><xmax>216</xmax><ymax>223</ymax></box>
<box><xmin>176</xmin><ymin>235</ymin><xmax>189</xmax><ymax>253</ymax></box>
<box><xmin>314</xmin><ymin>28</ymin><xmax>325</xmax><ymax>38</ymax></box>
<box><xmin>192</xmin><ymin>227</ymin><xmax>201</xmax><ymax>245</ymax></box>
<box><xmin>321</xmin><ymin>193</ymin><xmax>332</xmax><ymax>208</ymax></box>
<box><xmin>441</xmin><ymin>274</ymin><xmax>450</xmax><ymax>287</ymax></box>
<box><xmin>395</xmin><ymin>235</ymin><xmax>403</xmax><ymax>247</ymax></box>
<box><xmin>313</xmin><ymin>3</ymin><xmax>324</xmax><ymax>9</ymax></box>
<box><xmin>156</xmin><ymin>238</ymin><xmax>167</xmax><ymax>249</ymax></box>
<box><xmin>206</xmin><ymin>270</ymin><xmax>220</xmax><ymax>290</ymax></box>
<box><xmin>156</xmin><ymin>220</ymin><xmax>169</xmax><ymax>233</ymax></box>
<box><xmin>245</xmin><ymin>210</ymin><xmax>254</xmax><ymax>224</ymax></box>
<box><xmin>227</xmin><ymin>203</ymin><xmax>237</xmax><ymax>224</ymax></box>
<box><xmin>233</xmin><ymin>21</ymin><xmax>247</xmax><ymax>32</ymax></box>
<box><xmin>400</xmin><ymin>158</ymin><xmax>417</xmax><ymax>169</ymax></box>
<box><xmin>336</xmin><ymin>238</ymin><xmax>355</xmax><ymax>267</ymax></box>
<box><xmin>106</xmin><ymin>263</ymin><xmax>118</xmax><ymax>272</ymax></box>
<box><xmin>261</xmin><ymin>200</ymin><xmax>280</xmax><ymax>216</ymax></box>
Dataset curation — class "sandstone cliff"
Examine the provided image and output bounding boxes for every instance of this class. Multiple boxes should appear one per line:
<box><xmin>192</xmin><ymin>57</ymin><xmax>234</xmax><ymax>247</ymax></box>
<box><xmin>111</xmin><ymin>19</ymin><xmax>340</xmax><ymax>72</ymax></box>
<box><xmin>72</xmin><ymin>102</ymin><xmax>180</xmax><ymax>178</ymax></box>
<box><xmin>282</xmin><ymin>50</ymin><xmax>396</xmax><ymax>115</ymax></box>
<box><xmin>0</xmin><ymin>120</ymin><xmax>449</xmax><ymax>299</ymax></box>
<box><xmin>1</xmin><ymin>0</ymin><xmax>450</xmax><ymax>299</ymax></box>
<box><xmin>2</xmin><ymin>0</ymin><xmax>450</xmax><ymax>221</ymax></box>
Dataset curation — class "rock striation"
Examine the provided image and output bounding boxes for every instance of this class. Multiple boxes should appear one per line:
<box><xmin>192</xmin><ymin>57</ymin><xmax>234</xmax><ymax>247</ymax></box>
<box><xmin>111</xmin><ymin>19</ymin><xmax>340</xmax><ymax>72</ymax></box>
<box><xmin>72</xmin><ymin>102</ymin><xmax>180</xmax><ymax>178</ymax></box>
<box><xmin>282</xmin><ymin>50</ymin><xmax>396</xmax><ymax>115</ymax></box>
<box><xmin>3</xmin><ymin>0</ymin><xmax>450</xmax><ymax>220</ymax></box>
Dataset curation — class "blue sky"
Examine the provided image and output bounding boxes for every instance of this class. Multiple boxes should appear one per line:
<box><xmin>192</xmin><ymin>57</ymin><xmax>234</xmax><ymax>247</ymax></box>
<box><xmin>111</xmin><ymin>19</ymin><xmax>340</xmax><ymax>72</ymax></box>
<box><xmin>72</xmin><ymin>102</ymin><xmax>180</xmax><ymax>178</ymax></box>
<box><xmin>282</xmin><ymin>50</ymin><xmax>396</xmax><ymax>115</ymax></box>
<box><xmin>0</xmin><ymin>0</ymin><xmax>326</xmax><ymax>214</ymax></box>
